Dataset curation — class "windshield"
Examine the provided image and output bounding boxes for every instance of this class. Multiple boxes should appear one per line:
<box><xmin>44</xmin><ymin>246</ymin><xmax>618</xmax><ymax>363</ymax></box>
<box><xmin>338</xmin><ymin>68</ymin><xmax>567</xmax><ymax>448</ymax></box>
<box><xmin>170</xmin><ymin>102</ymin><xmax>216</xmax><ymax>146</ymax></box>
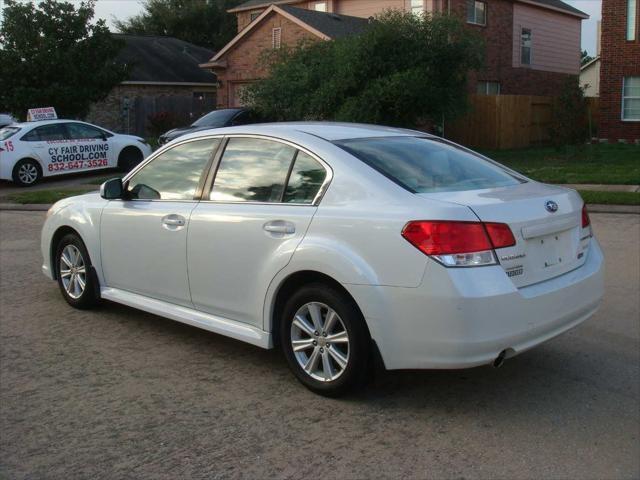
<box><xmin>335</xmin><ymin>136</ymin><xmax>523</xmax><ymax>193</ymax></box>
<box><xmin>0</xmin><ymin>127</ymin><xmax>20</xmax><ymax>141</ymax></box>
<box><xmin>192</xmin><ymin>109</ymin><xmax>240</xmax><ymax>127</ymax></box>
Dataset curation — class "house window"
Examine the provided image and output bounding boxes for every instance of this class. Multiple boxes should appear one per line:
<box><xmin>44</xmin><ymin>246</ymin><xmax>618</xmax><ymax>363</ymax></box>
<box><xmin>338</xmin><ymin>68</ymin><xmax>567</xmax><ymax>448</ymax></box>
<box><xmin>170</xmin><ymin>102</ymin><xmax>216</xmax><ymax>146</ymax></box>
<box><xmin>250</xmin><ymin>11</ymin><xmax>261</xmax><ymax>22</ymax></box>
<box><xmin>477</xmin><ymin>81</ymin><xmax>501</xmax><ymax>95</ymax></box>
<box><xmin>411</xmin><ymin>0</ymin><xmax>424</xmax><ymax>16</ymax></box>
<box><xmin>272</xmin><ymin>27</ymin><xmax>282</xmax><ymax>49</ymax></box>
<box><xmin>521</xmin><ymin>28</ymin><xmax>532</xmax><ymax>65</ymax></box>
<box><xmin>622</xmin><ymin>77</ymin><xmax>640</xmax><ymax>121</ymax></box>
<box><xmin>313</xmin><ymin>1</ymin><xmax>328</xmax><ymax>11</ymax></box>
<box><xmin>466</xmin><ymin>0</ymin><xmax>486</xmax><ymax>25</ymax></box>
<box><xmin>628</xmin><ymin>0</ymin><xmax>637</xmax><ymax>40</ymax></box>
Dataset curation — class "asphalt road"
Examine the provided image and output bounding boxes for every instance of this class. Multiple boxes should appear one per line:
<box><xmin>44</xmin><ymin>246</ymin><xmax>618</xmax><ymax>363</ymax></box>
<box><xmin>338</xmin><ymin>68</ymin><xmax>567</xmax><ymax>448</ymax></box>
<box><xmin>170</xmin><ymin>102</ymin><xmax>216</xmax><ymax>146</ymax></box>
<box><xmin>0</xmin><ymin>211</ymin><xmax>638</xmax><ymax>480</ymax></box>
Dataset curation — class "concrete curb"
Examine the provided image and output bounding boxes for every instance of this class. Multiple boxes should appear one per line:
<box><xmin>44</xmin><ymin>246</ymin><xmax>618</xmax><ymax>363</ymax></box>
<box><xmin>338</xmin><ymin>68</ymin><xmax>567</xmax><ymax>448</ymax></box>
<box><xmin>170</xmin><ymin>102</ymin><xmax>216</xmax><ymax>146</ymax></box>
<box><xmin>0</xmin><ymin>203</ymin><xmax>51</xmax><ymax>211</ymax></box>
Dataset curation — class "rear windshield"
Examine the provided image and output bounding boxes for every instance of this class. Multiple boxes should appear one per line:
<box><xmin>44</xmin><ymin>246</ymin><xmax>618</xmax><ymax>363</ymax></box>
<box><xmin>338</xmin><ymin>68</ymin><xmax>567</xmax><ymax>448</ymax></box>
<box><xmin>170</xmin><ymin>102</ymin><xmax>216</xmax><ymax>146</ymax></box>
<box><xmin>192</xmin><ymin>109</ymin><xmax>240</xmax><ymax>127</ymax></box>
<box><xmin>0</xmin><ymin>127</ymin><xmax>20</xmax><ymax>141</ymax></box>
<box><xmin>335</xmin><ymin>136</ymin><xmax>523</xmax><ymax>193</ymax></box>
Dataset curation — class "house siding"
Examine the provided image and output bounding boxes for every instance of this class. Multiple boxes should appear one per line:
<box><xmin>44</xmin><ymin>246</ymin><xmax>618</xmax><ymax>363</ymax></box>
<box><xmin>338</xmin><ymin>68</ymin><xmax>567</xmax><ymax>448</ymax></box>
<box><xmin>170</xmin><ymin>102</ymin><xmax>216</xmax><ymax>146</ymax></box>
<box><xmin>599</xmin><ymin>0</ymin><xmax>640</xmax><ymax>141</ymax></box>
<box><xmin>511</xmin><ymin>3</ymin><xmax>582</xmax><ymax>74</ymax></box>
<box><xmin>580</xmin><ymin>59</ymin><xmax>600</xmax><ymax>97</ymax></box>
<box><xmin>335</xmin><ymin>0</ymin><xmax>404</xmax><ymax>17</ymax></box>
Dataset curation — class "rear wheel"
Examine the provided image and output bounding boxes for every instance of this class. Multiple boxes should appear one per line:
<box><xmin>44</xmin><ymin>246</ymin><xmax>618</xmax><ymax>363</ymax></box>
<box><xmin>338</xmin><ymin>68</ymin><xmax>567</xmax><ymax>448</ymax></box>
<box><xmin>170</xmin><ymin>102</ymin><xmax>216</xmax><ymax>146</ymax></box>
<box><xmin>12</xmin><ymin>159</ymin><xmax>42</xmax><ymax>187</ymax></box>
<box><xmin>118</xmin><ymin>146</ymin><xmax>143</xmax><ymax>172</ymax></box>
<box><xmin>55</xmin><ymin>233</ymin><xmax>99</xmax><ymax>309</ymax></box>
<box><xmin>280</xmin><ymin>283</ymin><xmax>369</xmax><ymax>396</ymax></box>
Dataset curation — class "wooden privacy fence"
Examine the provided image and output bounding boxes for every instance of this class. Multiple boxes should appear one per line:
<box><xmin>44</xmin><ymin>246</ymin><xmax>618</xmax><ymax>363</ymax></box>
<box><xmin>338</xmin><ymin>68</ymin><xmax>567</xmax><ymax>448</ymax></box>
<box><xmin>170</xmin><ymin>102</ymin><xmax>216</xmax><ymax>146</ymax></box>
<box><xmin>445</xmin><ymin>95</ymin><xmax>599</xmax><ymax>150</ymax></box>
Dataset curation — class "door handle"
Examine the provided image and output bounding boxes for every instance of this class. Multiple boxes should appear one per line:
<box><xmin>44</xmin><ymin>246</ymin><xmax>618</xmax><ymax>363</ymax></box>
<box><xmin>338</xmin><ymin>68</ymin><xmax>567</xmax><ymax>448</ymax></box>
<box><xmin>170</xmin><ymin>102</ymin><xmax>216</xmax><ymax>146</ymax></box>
<box><xmin>263</xmin><ymin>220</ymin><xmax>295</xmax><ymax>235</ymax></box>
<box><xmin>162</xmin><ymin>214</ymin><xmax>186</xmax><ymax>229</ymax></box>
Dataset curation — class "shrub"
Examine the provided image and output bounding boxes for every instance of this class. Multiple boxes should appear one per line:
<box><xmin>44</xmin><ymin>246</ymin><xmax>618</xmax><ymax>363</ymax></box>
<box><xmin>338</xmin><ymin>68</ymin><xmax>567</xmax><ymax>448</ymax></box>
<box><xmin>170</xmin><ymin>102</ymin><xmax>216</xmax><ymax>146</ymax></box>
<box><xmin>549</xmin><ymin>77</ymin><xmax>589</xmax><ymax>148</ymax></box>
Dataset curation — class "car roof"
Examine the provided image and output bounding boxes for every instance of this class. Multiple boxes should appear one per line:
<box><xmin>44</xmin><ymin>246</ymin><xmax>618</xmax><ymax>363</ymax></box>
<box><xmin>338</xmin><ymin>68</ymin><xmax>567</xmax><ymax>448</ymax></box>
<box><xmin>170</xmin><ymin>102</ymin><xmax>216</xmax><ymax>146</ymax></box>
<box><xmin>195</xmin><ymin>122</ymin><xmax>430</xmax><ymax>141</ymax></box>
<box><xmin>10</xmin><ymin>119</ymin><xmax>89</xmax><ymax>129</ymax></box>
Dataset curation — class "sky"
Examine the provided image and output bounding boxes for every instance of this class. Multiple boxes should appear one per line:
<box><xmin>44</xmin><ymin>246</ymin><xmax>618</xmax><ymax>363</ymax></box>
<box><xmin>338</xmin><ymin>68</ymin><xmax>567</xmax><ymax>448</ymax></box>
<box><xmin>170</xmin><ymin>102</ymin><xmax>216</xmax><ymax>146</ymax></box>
<box><xmin>0</xmin><ymin>0</ymin><xmax>603</xmax><ymax>55</ymax></box>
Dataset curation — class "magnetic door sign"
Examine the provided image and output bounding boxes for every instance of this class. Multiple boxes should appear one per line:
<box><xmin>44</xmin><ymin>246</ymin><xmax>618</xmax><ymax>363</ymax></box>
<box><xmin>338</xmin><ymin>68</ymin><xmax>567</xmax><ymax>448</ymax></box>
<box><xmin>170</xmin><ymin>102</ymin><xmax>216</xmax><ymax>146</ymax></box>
<box><xmin>27</xmin><ymin>107</ymin><xmax>58</xmax><ymax>121</ymax></box>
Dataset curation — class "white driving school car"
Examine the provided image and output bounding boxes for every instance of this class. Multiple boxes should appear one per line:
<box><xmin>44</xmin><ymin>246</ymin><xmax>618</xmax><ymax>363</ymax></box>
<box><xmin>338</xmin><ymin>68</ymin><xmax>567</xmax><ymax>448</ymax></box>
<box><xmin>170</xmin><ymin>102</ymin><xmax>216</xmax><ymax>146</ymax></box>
<box><xmin>41</xmin><ymin>123</ymin><xmax>604</xmax><ymax>396</ymax></box>
<box><xmin>0</xmin><ymin>119</ymin><xmax>152</xmax><ymax>186</ymax></box>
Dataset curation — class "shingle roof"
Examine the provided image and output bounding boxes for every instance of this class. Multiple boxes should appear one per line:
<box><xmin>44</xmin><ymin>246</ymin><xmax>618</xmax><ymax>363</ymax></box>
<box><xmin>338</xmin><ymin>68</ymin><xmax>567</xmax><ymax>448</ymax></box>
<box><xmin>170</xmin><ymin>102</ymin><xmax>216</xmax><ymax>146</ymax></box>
<box><xmin>114</xmin><ymin>34</ymin><xmax>217</xmax><ymax>84</ymax></box>
<box><xmin>278</xmin><ymin>5</ymin><xmax>371</xmax><ymax>38</ymax></box>
<box><xmin>524</xmin><ymin>0</ymin><xmax>589</xmax><ymax>18</ymax></box>
<box><xmin>231</xmin><ymin>0</ymin><xmax>587</xmax><ymax>17</ymax></box>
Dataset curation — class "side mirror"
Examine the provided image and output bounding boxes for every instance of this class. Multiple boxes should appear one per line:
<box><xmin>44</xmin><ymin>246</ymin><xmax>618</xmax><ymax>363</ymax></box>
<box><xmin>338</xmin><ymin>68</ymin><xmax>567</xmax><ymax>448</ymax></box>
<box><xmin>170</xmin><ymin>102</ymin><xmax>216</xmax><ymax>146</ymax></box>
<box><xmin>100</xmin><ymin>178</ymin><xmax>124</xmax><ymax>200</ymax></box>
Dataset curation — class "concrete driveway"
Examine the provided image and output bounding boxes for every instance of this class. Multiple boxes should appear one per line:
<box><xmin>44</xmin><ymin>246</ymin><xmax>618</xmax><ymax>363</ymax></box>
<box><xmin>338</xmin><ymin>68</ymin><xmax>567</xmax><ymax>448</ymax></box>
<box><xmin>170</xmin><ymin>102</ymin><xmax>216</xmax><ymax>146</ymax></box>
<box><xmin>0</xmin><ymin>211</ymin><xmax>638</xmax><ymax>479</ymax></box>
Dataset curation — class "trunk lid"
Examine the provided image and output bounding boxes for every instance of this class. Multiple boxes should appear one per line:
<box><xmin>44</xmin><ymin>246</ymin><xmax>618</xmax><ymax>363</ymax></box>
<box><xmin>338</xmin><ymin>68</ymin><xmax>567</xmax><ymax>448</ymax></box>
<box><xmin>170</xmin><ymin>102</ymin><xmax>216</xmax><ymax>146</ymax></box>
<box><xmin>419</xmin><ymin>182</ymin><xmax>591</xmax><ymax>288</ymax></box>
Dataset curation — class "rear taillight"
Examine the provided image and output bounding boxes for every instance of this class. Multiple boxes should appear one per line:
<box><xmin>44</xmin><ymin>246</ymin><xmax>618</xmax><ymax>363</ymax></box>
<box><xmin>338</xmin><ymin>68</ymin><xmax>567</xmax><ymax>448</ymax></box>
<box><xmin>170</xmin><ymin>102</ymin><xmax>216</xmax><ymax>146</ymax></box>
<box><xmin>401</xmin><ymin>221</ymin><xmax>515</xmax><ymax>267</ymax></box>
<box><xmin>581</xmin><ymin>204</ymin><xmax>590</xmax><ymax>228</ymax></box>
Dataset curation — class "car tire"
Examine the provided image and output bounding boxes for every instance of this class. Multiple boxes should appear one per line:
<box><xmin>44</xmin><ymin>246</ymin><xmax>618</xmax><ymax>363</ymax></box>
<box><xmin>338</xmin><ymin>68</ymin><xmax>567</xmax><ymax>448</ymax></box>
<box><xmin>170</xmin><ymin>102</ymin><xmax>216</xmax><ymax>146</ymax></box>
<box><xmin>280</xmin><ymin>283</ymin><xmax>370</xmax><ymax>397</ymax></box>
<box><xmin>55</xmin><ymin>233</ymin><xmax>99</xmax><ymax>309</ymax></box>
<box><xmin>118</xmin><ymin>146</ymin><xmax>143</xmax><ymax>172</ymax></box>
<box><xmin>12</xmin><ymin>158</ymin><xmax>42</xmax><ymax>187</ymax></box>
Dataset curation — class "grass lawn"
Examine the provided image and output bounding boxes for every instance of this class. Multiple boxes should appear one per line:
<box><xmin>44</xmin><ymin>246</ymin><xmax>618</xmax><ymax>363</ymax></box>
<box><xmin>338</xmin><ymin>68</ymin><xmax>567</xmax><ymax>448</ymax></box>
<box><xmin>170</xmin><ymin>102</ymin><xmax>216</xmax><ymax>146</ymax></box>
<box><xmin>6</xmin><ymin>189</ymin><xmax>94</xmax><ymax>204</ymax></box>
<box><xmin>483</xmin><ymin>143</ymin><xmax>640</xmax><ymax>185</ymax></box>
<box><xmin>578</xmin><ymin>190</ymin><xmax>640</xmax><ymax>206</ymax></box>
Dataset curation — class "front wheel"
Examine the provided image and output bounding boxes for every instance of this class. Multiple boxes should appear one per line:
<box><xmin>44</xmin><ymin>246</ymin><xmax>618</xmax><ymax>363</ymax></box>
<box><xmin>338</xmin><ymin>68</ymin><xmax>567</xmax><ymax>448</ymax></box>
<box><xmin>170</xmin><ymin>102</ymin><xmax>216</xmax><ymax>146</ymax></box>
<box><xmin>12</xmin><ymin>159</ymin><xmax>42</xmax><ymax>187</ymax></box>
<box><xmin>55</xmin><ymin>233</ymin><xmax>99</xmax><ymax>309</ymax></box>
<box><xmin>280</xmin><ymin>284</ymin><xmax>370</xmax><ymax>396</ymax></box>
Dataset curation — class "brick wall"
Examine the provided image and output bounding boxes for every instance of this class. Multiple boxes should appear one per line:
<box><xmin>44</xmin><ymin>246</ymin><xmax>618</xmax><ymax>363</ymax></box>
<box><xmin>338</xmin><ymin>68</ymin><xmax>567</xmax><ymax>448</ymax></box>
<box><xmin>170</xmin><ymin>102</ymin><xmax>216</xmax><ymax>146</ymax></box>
<box><xmin>449</xmin><ymin>0</ymin><xmax>578</xmax><ymax>96</ymax></box>
<box><xmin>215</xmin><ymin>11</ymin><xmax>320</xmax><ymax>108</ymax></box>
<box><xmin>599</xmin><ymin>0</ymin><xmax>640</xmax><ymax>142</ymax></box>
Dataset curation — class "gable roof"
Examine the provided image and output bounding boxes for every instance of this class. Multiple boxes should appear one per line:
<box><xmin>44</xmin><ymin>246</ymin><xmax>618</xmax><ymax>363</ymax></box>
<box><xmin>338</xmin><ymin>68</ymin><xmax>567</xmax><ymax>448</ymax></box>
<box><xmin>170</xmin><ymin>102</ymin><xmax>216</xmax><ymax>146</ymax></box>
<box><xmin>114</xmin><ymin>34</ymin><xmax>217</xmax><ymax>84</ymax></box>
<box><xmin>200</xmin><ymin>4</ymin><xmax>369</xmax><ymax>68</ymax></box>
<box><xmin>279</xmin><ymin>5</ymin><xmax>371</xmax><ymax>38</ymax></box>
<box><xmin>229</xmin><ymin>0</ymin><xmax>588</xmax><ymax>18</ymax></box>
<box><xmin>518</xmin><ymin>0</ymin><xmax>588</xmax><ymax>18</ymax></box>
<box><xmin>580</xmin><ymin>55</ymin><xmax>600</xmax><ymax>71</ymax></box>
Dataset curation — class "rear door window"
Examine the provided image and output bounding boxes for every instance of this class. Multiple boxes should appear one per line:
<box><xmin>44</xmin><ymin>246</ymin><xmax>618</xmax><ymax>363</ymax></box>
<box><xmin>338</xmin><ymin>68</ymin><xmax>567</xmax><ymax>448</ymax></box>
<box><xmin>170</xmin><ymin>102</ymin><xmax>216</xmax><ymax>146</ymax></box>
<box><xmin>283</xmin><ymin>151</ymin><xmax>327</xmax><ymax>204</ymax></box>
<box><xmin>65</xmin><ymin>122</ymin><xmax>110</xmax><ymax>139</ymax></box>
<box><xmin>22</xmin><ymin>124</ymin><xmax>67</xmax><ymax>142</ymax></box>
<box><xmin>335</xmin><ymin>136</ymin><xmax>523</xmax><ymax>193</ymax></box>
<box><xmin>209</xmin><ymin>137</ymin><xmax>296</xmax><ymax>202</ymax></box>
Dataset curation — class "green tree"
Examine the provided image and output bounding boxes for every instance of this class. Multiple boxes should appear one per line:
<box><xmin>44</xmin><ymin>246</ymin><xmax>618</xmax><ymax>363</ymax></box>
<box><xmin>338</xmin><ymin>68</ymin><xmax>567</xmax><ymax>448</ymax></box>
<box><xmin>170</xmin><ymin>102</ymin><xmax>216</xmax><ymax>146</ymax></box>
<box><xmin>244</xmin><ymin>11</ymin><xmax>484</xmax><ymax>128</ymax></box>
<box><xmin>581</xmin><ymin>49</ymin><xmax>594</xmax><ymax>66</ymax></box>
<box><xmin>0</xmin><ymin>0</ymin><xmax>127</xmax><ymax>119</ymax></box>
<box><xmin>115</xmin><ymin>0</ymin><xmax>243</xmax><ymax>51</ymax></box>
<box><xmin>549</xmin><ymin>77</ymin><xmax>589</xmax><ymax>148</ymax></box>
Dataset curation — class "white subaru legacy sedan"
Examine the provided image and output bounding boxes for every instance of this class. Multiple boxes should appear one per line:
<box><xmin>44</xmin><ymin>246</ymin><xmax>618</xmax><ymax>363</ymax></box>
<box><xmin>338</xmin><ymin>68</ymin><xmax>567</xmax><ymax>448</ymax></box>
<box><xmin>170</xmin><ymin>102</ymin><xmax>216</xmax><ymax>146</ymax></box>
<box><xmin>0</xmin><ymin>120</ymin><xmax>152</xmax><ymax>186</ymax></box>
<box><xmin>41</xmin><ymin>123</ymin><xmax>604</xmax><ymax>395</ymax></box>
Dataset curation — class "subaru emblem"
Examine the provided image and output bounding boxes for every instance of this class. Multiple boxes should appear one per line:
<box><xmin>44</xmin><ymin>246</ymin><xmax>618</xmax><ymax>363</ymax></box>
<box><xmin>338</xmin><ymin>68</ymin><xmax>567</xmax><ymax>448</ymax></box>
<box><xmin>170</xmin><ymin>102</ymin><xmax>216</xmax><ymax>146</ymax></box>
<box><xmin>545</xmin><ymin>200</ymin><xmax>559</xmax><ymax>213</ymax></box>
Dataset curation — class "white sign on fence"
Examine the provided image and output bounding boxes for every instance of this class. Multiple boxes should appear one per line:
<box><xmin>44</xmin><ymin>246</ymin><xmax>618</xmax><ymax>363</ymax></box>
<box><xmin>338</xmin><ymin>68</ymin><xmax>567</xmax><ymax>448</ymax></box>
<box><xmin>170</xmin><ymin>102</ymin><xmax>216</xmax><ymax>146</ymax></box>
<box><xmin>27</xmin><ymin>107</ymin><xmax>58</xmax><ymax>121</ymax></box>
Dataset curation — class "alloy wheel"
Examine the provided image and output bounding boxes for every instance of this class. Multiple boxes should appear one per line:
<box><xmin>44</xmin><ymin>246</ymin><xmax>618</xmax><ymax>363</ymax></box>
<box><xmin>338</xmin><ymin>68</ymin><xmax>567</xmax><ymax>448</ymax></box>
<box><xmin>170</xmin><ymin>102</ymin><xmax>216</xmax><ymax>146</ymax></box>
<box><xmin>18</xmin><ymin>163</ymin><xmax>38</xmax><ymax>184</ymax></box>
<box><xmin>59</xmin><ymin>245</ymin><xmax>87</xmax><ymax>299</ymax></box>
<box><xmin>290</xmin><ymin>302</ymin><xmax>350</xmax><ymax>382</ymax></box>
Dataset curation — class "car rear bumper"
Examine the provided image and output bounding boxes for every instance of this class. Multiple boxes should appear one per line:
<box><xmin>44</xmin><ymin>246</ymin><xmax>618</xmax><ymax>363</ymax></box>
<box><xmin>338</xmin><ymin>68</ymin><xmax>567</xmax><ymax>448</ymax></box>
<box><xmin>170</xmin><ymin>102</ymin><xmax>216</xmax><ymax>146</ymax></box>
<box><xmin>346</xmin><ymin>238</ymin><xmax>605</xmax><ymax>370</ymax></box>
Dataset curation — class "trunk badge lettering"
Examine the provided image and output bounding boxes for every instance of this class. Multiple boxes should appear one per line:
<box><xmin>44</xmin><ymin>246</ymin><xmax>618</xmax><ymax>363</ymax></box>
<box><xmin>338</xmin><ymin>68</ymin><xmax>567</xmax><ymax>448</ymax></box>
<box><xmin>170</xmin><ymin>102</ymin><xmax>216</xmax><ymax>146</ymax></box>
<box><xmin>545</xmin><ymin>200</ymin><xmax>559</xmax><ymax>213</ymax></box>
<box><xmin>500</xmin><ymin>253</ymin><xmax>526</xmax><ymax>261</ymax></box>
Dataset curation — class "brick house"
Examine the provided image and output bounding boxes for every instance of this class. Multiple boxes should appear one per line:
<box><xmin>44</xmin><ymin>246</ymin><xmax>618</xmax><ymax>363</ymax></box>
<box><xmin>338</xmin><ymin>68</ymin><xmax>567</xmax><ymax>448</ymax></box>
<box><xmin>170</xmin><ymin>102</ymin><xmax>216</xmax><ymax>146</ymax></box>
<box><xmin>86</xmin><ymin>34</ymin><xmax>218</xmax><ymax>136</ymax></box>
<box><xmin>599</xmin><ymin>0</ymin><xmax>640</xmax><ymax>142</ymax></box>
<box><xmin>201</xmin><ymin>0</ymin><xmax>588</xmax><ymax>109</ymax></box>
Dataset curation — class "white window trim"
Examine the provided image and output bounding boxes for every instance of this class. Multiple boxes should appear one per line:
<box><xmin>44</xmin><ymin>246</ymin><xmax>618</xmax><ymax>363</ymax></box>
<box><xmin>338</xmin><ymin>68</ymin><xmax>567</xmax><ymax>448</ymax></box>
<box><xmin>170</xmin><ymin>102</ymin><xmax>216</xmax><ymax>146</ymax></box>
<box><xmin>272</xmin><ymin>27</ymin><xmax>282</xmax><ymax>49</ymax></box>
<box><xmin>478</xmin><ymin>81</ymin><xmax>501</xmax><ymax>95</ymax></box>
<box><xmin>520</xmin><ymin>27</ymin><xmax>532</xmax><ymax>66</ymax></box>
<box><xmin>627</xmin><ymin>0</ymin><xmax>638</xmax><ymax>41</ymax></box>
<box><xmin>621</xmin><ymin>77</ymin><xmax>640</xmax><ymax>122</ymax></box>
<box><xmin>467</xmin><ymin>0</ymin><xmax>487</xmax><ymax>26</ymax></box>
<box><xmin>313</xmin><ymin>1</ymin><xmax>328</xmax><ymax>12</ymax></box>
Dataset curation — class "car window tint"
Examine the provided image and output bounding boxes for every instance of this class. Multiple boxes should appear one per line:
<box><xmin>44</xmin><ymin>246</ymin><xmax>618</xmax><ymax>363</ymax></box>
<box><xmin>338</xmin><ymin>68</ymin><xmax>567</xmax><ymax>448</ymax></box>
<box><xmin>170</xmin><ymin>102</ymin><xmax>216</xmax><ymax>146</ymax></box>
<box><xmin>128</xmin><ymin>138</ymin><xmax>219</xmax><ymax>200</ymax></box>
<box><xmin>65</xmin><ymin>123</ymin><xmax>106</xmax><ymax>139</ymax></box>
<box><xmin>283</xmin><ymin>151</ymin><xmax>327</xmax><ymax>204</ymax></box>
<box><xmin>335</xmin><ymin>137</ymin><xmax>523</xmax><ymax>193</ymax></box>
<box><xmin>210</xmin><ymin>137</ymin><xmax>296</xmax><ymax>202</ymax></box>
<box><xmin>23</xmin><ymin>124</ymin><xmax>67</xmax><ymax>141</ymax></box>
